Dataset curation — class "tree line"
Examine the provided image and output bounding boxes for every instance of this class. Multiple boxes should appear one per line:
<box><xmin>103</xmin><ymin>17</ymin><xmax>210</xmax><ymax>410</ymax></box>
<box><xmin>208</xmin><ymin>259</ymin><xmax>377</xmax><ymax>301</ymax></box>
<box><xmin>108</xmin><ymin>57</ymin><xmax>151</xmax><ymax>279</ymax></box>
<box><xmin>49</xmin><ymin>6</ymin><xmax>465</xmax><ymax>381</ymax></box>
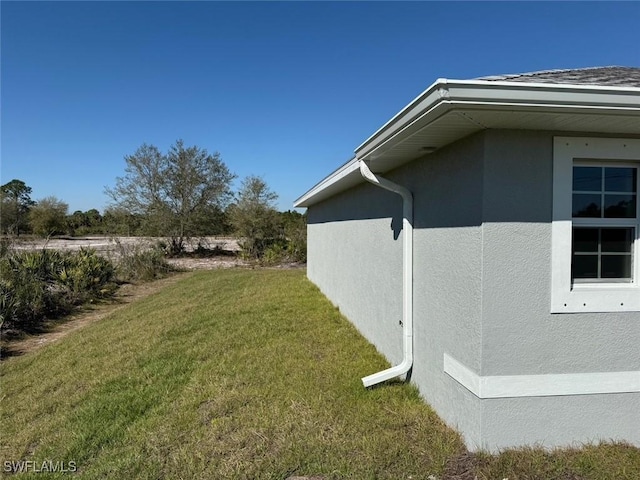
<box><xmin>1</xmin><ymin>140</ymin><xmax>306</xmax><ymax>261</ymax></box>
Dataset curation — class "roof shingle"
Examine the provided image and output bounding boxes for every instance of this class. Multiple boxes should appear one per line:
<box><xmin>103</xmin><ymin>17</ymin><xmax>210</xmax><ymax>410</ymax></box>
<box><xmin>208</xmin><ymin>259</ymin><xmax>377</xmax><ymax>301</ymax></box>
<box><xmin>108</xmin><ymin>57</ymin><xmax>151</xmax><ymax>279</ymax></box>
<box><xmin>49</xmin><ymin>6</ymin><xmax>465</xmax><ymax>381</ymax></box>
<box><xmin>476</xmin><ymin>66</ymin><xmax>640</xmax><ymax>88</ymax></box>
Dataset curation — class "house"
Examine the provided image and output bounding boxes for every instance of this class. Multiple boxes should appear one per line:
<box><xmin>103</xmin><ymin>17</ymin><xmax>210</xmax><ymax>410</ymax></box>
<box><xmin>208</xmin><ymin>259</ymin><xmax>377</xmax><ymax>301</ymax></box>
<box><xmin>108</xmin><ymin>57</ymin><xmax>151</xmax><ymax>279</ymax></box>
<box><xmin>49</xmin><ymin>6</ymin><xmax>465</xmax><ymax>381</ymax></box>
<box><xmin>294</xmin><ymin>67</ymin><xmax>640</xmax><ymax>452</ymax></box>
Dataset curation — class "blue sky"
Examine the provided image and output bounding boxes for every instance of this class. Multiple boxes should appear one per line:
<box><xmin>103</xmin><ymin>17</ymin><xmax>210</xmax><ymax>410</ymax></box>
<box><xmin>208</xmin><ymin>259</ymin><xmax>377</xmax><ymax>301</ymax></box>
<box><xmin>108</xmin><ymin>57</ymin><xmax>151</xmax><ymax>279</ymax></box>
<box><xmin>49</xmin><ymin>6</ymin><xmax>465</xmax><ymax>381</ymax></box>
<box><xmin>2</xmin><ymin>1</ymin><xmax>639</xmax><ymax>214</ymax></box>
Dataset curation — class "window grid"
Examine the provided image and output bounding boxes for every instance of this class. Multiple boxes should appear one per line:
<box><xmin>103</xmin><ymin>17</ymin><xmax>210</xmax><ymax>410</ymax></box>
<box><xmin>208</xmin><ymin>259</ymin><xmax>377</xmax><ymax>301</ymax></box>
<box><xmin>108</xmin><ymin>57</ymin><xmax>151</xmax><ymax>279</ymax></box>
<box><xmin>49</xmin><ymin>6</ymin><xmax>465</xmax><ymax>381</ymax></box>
<box><xmin>571</xmin><ymin>164</ymin><xmax>639</xmax><ymax>284</ymax></box>
<box><xmin>551</xmin><ymin>137</ymin><xmax>640</xmax><ymax>313</ymax></box>
<box><xmin>572</xmin><ymin>227</ymin><xmax>634</xmax><ymax>282</ymax></box>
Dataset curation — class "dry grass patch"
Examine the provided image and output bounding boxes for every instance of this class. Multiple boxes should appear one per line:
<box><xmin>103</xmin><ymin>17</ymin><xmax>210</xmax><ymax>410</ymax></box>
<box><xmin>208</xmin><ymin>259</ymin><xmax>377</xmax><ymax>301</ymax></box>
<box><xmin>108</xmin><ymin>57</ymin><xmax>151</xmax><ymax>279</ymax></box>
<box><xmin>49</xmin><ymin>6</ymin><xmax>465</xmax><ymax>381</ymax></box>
<box><xmin>1</xmin><ymin>270</ymin><xmax>462</xmax><ymax>479</ymax></box>
<box><xmin>1</xmin><ymin>269</ymin><xmax>638</xmax><ymax>479</ymax></box>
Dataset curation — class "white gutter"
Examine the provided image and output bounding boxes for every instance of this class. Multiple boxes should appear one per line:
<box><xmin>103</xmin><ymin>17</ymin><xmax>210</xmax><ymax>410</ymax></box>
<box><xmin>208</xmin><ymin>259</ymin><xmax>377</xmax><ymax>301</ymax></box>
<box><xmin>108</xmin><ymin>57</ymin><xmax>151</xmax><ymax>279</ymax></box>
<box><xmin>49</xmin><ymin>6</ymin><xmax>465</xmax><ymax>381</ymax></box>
<box><xmin>355</xmin><ymin>79</ymin><xmax>640</xmax><ymax>160</ymax></box>
<box><xmin>359</xmin><ymin>160</ymin><xmax>413</xmax><ymax>388</ymax></box>
<box><xmin>294</xmin><ymin>157</ymin><xmax>360</xmax><ymax>208</ymax></box>
<box><xmin>296</xmin><ymin>80</ymin><xmax>640</xmax><ymax>209</ymax></box>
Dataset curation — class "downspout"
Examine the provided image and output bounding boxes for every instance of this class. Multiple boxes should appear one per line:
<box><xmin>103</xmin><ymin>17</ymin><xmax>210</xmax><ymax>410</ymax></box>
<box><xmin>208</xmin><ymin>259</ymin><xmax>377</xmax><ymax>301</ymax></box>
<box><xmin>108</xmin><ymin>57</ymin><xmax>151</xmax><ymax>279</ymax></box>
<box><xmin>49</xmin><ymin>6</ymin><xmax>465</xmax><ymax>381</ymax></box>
<box><xmin>359</xmin><ymin>160</ymin><xmax>413</xmax><ymax>388</ymax></box>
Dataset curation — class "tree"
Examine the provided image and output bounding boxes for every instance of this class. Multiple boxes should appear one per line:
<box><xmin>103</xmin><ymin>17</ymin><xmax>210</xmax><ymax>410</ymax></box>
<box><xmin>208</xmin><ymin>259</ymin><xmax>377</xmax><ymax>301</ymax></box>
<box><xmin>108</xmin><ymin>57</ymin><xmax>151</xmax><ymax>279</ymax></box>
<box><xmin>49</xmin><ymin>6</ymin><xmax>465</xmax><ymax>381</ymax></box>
<box><xmin>230</xmin><ymin>175</ymin><xmax>282</xmax><ymax>259</ymax></box>
<box><xmin>0</xmin><ymin>179</ymin><xmax>35</xmax><ymax>235</ymax></box>
<box><xmin>280</xmin><ymin>210</ymin><xmax>307</xmax><ymax>262</ymax></box>
<box><xmin>103</xmin><ymin>207</ymin><xmax>141</xmax><ymax>236</ymax></box>
<box><xmin>29</xmin><ymin>196</ymin><xmax>69</xmax><ymax>237</ymax></box>
<box><xmin>85</xmin><ymin>209</ymin><xmax>102</xmax><ymax>228</ymax></box>
<box><xmin>66</xmin><ymin>209</ymin><xmax>104</xmax><ymax>236</ymax></box>
<box><xmin>105</xmin><ymin>140</ymin><xmax>235</xmax><ymax>254</ymax></box>
<box><xmin>66</xmin><ymin>210</ymin><xmax>89</xmax><ymax>235</ymax></box>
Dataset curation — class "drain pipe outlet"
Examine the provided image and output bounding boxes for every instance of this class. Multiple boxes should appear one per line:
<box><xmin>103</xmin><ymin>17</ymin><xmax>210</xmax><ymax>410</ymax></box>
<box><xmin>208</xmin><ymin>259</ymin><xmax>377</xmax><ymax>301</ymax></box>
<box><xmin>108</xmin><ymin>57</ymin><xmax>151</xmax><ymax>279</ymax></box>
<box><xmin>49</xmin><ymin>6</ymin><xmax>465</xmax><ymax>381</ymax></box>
<box><xmin>359</xmin><ymin>160</ymin><xmax>413</xmax><ymax>388</ymax></box>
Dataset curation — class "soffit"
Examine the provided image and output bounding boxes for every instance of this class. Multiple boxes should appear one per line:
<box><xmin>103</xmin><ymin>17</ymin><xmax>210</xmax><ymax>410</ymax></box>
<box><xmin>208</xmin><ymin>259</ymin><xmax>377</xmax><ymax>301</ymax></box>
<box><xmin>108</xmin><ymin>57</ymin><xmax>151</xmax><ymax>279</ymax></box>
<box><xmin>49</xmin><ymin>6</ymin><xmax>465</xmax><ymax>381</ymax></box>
<box><xmin>296</xmin><ymin>78</ymin><xmax>640</xmax><ymax>208</ymax></box>
<box><xmin>364</xmin><ymin>106</ymin><xmax>640</xmax><ymax>173</ymax></box>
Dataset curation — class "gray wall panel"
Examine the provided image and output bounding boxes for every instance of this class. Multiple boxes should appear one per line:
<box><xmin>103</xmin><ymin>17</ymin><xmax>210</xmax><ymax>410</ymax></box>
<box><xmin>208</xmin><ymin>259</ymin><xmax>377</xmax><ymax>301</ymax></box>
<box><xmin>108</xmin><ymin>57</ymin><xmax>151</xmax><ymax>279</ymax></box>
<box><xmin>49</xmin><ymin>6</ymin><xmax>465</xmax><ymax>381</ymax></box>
<box><xmin>307</xmin><ymin>183</ymin><xmax>405</xmax><ymax>366</ymax></box>
<box><xmin>304</xmin><ymin>128</ymin><xmax>640</xmax><ymax>451</ymax></box>
<box><xmin>480</xmin><ymin>131</ymin><xmax>640</xmax><ymax>375</ymax></box>
<box><xmin>380</xmin><ymin>133</ymin><xmax>486</xmax><ymax>448</ymax></box>
<box><xmin>481</xmin><ymin>393</ymin><xmax>640</xmax><ymax>451</ymax></box>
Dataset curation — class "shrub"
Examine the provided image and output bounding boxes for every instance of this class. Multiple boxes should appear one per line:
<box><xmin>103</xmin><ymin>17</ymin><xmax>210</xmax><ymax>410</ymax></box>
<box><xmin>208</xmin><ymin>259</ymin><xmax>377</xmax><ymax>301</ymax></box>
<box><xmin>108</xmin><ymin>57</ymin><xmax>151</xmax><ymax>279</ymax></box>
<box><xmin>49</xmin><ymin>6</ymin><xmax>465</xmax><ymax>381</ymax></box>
<box><xmin>0</xmin><ymin>247</ymin><xmax>116</xmax><ymax>333</ymax></box>
<box><xmin>260</xmin><ymin>242</ymin><xmax>286</xmax><ymax>266</ymax></box>
<box><xmin>55</xmin><ymin>248</ymin><xmax>116</xmax><ymax>299</ymax></box>
<box><xmin>113</xmin><ymin>240</ymin><xmax>174</xmax><ymax>282</ymax></box>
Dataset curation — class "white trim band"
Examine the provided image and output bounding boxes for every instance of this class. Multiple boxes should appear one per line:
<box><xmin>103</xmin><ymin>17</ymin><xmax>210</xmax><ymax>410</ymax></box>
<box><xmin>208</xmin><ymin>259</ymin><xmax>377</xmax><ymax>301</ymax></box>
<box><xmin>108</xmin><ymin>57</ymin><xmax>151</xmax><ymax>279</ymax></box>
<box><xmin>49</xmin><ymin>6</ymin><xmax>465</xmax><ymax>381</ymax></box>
<box><xmin>444</xmin><ymin>353</ymin><xmax>640</xmax><ymax>398</ymax></box>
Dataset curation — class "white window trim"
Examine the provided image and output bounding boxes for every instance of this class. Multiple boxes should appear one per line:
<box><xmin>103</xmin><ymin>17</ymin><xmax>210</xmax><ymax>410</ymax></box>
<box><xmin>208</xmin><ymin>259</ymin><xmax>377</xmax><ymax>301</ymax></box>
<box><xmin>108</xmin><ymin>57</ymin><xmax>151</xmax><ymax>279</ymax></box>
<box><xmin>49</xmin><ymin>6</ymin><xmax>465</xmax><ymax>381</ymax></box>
<box><xmin>551</xmin><ymin>137</ymin><xmax>640</xmax><ymax>313</ymax></box>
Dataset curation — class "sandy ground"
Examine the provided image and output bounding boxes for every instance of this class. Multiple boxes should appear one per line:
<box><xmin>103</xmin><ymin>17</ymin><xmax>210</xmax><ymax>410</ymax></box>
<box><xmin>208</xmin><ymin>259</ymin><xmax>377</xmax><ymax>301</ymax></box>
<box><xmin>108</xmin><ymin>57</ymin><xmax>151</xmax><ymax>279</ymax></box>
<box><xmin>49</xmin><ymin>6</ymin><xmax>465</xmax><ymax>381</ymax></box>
<box><xmin>10</xmin><ymin>235</ymin><xmax>247</xmax><ymax>269</ymax></box>
<box><xmin>10</xmin><ymin>235</ymin><xmax>241</xmax><ymax>254</ymax></box>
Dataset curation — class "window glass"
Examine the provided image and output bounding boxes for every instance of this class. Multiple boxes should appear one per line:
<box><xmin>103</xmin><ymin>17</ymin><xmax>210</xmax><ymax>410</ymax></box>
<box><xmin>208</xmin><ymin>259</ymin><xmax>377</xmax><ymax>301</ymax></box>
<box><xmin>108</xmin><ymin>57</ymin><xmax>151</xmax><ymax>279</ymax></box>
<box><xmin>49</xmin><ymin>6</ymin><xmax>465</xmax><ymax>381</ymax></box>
<box><xmin>571</xmin><ymin>227</ymin><xmax>634</xmax><ymax>282</ymax></box>
<box><xmin>572</xmin><ymin>194</ymin><xmax>601</xmax><ymax>217</ymax></box>
<box><xmin>572</xmin><ymin>254</ymin><xmax>598</xmax><ymax>279</ymax></box>
<box><xmin>601</xmin><ymin>255</ymin><xmax>632</xmax><ymax>279</ymax></box>
<box><xmin>601</xmin><ymin>228</ymin><xmax>633</xmax><ymax>253</ymax></box>
<box><xmin>572</xmin><ymin>228</ymin><xmax>598</xmax><ymax>252</ymax></box>
<box><xmin>573</xmin><ymin>166</ymin><xmax>602</xmax><ymax>191</ymax></box>
<box><xmin>604</xmin><ymin>194</ymin><xmax>636</xmax><ymax>218</ymax></box>
<box><xmin>605</xmin><ymin>167</ymin><xmax>637</xmax><ymax>193</ymax></box>
<box><xmin>573</xmin><ymin>166</ymin><xmax>637</xmax><ymax>219</ymax></box>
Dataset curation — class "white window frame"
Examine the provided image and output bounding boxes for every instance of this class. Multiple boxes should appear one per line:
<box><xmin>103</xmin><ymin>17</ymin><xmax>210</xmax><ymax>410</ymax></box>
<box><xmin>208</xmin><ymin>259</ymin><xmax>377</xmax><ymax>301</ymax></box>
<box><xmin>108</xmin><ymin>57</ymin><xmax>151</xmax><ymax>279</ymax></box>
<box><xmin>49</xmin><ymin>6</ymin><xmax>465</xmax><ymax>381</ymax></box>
<box><xmin>552</xmin><ymin>137</ymin><xmax>640</xmax><ymax>313</ymax></box>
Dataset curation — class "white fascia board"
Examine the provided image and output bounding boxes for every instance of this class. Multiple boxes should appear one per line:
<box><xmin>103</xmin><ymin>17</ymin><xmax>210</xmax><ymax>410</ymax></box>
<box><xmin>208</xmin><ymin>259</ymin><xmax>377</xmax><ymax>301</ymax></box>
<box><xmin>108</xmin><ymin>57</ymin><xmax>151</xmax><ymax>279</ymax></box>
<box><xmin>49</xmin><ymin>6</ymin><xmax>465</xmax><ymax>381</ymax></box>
<box><xmin>293</xmin><ymin>157</ymin><xmax>360</xmax><ymax>208</ymax></box>
<box><xmin>355</xmin><ymin>79</ymin><xmax>640</xmax><ymax>161</ymax></box>
<box><xmin>354</xmin><ymin>79</ymin><xmax>449</xmax><ymax>159</ymax></box>
<box><xmin>295</xmin><ymin>79</ymin><xmax>640</xmax><ymax>209</ymax></box>
<box><xmin>445</xmin><ymin>80</ymin><xmax>640</xmax><ymax>107</ymax></box>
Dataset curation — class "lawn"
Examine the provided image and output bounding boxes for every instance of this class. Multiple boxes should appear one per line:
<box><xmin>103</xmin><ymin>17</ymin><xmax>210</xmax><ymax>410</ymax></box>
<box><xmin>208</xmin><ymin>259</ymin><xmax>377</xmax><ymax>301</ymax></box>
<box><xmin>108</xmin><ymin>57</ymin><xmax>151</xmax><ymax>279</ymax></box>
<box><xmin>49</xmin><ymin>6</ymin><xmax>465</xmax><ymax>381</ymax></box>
<box><xmin>1</xmin><ymin>269</ymin><xmax>638</xmax><ymax>479</ymax></box>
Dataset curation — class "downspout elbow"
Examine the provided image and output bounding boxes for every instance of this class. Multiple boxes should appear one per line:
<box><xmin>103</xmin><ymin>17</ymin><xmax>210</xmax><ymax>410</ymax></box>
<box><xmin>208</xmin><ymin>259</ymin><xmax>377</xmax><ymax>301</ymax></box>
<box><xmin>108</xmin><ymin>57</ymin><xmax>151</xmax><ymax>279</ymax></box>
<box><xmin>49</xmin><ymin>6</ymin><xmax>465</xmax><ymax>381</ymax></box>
<box><xmin>359</xmin><ymin>160</ymin><xmax>413</xmax><ymax>388</ymax></box>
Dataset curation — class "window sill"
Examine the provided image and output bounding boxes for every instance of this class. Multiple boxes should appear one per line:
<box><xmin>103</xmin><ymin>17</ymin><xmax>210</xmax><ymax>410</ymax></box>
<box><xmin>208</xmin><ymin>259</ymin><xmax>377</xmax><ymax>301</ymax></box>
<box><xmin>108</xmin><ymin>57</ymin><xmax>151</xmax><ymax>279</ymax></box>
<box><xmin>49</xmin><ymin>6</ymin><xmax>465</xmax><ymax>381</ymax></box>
<box><xmin>572</xmin><ymin>282</ymin><xmax>635</xmax><ymax>291</ymax></box>
<box><xmin>552</xmin><ymin>283</ymin><xmax>640</xmax><ymax>313</ymax></box>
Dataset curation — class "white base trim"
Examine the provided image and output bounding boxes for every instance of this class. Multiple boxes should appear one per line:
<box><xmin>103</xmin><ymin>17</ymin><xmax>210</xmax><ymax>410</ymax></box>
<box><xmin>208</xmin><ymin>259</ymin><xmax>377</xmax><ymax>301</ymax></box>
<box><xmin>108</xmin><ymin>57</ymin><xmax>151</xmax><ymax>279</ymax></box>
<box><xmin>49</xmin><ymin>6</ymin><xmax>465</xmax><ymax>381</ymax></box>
<box><xmin>444</xmin><ymin>353</ymin><xmax>640</xmax><ymax>398</ymax></box>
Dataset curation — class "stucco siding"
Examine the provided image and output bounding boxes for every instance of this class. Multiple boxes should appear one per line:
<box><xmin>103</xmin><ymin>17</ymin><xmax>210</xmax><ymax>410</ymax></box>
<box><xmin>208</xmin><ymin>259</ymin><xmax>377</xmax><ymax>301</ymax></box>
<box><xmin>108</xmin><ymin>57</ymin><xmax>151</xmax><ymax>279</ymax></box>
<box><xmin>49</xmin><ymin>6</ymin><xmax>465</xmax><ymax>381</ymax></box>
<box><xmin>480</xmin><ymin>130</ymin><xmax>640</xmax><ymax>376</ymax></box>
<box><xmin>304</xmin><ymin>128</ymin><xmax>640</xmax><ymax>451</ymax></box>
<box><xmin>306</xmin><ymin>183</ymin><xmax>404</xmax><ymax>365</ymax></box>
<box><xmin>480</xmin><ymin>393</ymin><xmax>640</xmax><ymax>451</ymax></box>
<box><xmin>394</xmin><ymin>134</ymin><xmax>486</xmax><ymax>446</ymax></box>
<box><xmin>307</xmin><ymin>133</ymin><xmax>487</xmax><ymax>447</ymax></box>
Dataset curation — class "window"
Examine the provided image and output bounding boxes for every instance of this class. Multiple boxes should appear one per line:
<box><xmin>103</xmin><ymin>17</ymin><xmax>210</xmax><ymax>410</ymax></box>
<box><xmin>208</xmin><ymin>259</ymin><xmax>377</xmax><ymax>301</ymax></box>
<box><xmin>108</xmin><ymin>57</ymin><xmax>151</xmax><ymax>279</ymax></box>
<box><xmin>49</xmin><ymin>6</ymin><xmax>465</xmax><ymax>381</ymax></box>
<box><xmin>552</xmin><ymin>138</ymin><xmax>640</xmax><ymax>313</ymax></box>
<box><xmin>572</xmin><ymin>166</ymin><xmax>637</xmax><ymax>283</ymax></box>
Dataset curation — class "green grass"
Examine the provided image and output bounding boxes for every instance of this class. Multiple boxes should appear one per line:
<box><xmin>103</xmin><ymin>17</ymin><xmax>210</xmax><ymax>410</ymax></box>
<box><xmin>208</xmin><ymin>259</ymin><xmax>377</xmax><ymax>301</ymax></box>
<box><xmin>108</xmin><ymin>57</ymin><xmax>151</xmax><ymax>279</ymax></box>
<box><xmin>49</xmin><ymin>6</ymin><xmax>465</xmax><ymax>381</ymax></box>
<box><xmin>1</xmin><ymin>269</ymin><xmax>638</xmax><ymax>479</ymax></box>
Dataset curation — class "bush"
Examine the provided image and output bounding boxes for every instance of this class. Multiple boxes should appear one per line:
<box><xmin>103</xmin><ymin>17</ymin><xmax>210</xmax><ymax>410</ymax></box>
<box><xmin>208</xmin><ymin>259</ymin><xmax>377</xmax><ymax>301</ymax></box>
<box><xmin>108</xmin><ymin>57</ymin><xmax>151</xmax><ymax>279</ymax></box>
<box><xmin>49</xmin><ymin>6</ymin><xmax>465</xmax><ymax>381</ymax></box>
<box><xmin>55</xmin><ymin>248</ymin><xmax>116</xmax><ymax>299</ymax></box>
<box><xmin>0</xmin><ymin>240</ymin><xmax>176</xmax><ymax>334</ymax></box>
<box><xmin>113</xmin><ymin>240</ymin><xmax>174</xmax><ymax>282</ymax></box>
<box><xmin>234</xmin><ymin>207</ymin><xmax>307</xmax><ymax>264</ymax></box>
<box><xmin>0</xmin><ymin>247</ymin><xmax>116</xmax><ymax>333</ymax></box>
<box><xmin>242</xmin><ymin>235</ymin><xmax>306</xmax><ymax>266</ymax></box>
<box><xmin>260</xmin><ymin>242</ymin><xmax>286</xmax><ymax>266</ymax></box>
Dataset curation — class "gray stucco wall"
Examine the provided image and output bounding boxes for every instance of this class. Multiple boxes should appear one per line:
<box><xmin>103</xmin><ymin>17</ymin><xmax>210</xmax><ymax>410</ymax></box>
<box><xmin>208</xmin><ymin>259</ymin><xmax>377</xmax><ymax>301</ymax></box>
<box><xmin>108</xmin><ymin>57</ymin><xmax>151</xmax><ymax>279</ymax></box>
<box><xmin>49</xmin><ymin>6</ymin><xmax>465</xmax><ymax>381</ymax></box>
<box><xmin>305</xmin><ymin>129</ymin><xmax>640</xmax><ymax>451</ymax></box>
<box><xmin>307</xmin><ymin>183</ymin><xmax>404</xmax><ymax>366</ymax></box>
<box><xmin>308</xmin><ymin>133</ymin><xmax>487</xmax><ymax>447</ymax></box>
<box><xmin>478</xmin><ymin>130</ymin><xmax>640</xmax><ymax>450</ymax></box>
<box><xmin>480</xmin><ymin>130</ymin><xmax>640</xmax><ymax>376</ymax></box>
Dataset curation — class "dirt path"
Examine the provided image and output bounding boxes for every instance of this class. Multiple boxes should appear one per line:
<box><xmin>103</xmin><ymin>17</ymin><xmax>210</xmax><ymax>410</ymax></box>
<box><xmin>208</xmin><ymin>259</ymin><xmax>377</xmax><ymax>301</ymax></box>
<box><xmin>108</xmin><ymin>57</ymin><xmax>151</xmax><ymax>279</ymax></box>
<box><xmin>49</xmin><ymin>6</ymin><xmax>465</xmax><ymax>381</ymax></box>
<box><xmin>1</xmin><ymin>255</ymin><xmax>302</xmax><ymax>359</ymax></box>
<box><xmin>1</xmin><ymin>272</ymin><xmax>192</xmax><ymax>359</ymax></box>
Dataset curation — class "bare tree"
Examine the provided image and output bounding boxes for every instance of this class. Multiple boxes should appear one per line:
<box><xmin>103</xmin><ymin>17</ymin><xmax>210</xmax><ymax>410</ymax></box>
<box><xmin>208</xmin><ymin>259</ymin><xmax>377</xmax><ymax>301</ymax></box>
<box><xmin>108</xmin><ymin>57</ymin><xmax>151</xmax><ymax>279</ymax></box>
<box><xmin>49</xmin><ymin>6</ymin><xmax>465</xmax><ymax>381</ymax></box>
<box><xmin>105</xmin><ymin>140</ymin><xmax>235</xmax><ymax>254</ymax></box>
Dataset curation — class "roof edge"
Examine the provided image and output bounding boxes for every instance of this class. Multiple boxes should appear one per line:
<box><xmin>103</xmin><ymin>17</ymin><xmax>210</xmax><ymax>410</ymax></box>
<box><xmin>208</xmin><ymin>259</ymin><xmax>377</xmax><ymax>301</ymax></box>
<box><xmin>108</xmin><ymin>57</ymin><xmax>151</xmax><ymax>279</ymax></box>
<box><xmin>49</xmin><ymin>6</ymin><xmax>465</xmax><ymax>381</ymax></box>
<box><xmin>355</xmin><ymin>79</ymin><xmax>640</xmax><ymax>160</ymax></box>
<box><xmin>296</xmin><ymin>79</ymin><xmax>640</xmax><ymax>209</ymax></box>
<box><xmin>294</xmin><ymin>157</ymin><xmax>360</xmax><ymax>208</ymax></box>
